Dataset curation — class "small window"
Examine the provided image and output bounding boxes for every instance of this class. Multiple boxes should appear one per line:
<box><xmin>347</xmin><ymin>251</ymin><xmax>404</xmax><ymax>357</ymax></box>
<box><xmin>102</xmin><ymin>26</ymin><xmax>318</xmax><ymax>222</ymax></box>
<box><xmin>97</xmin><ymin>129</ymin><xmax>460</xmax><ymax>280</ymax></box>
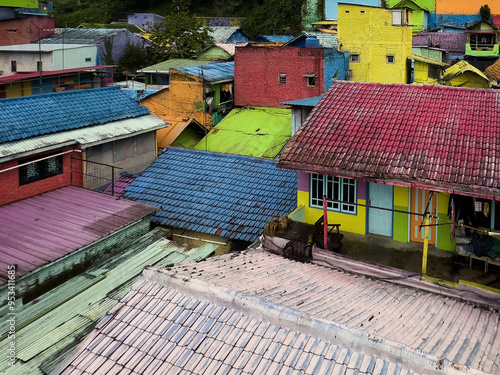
<box><xmin>85</xmin><ymin>57</ymin><xmax>92</xmax><ymax>62</ymax></box>
<box><xmin>37</xmin><ymin>61</ymin><xmax>42</xmax><ymax>71</ymax></box>
<box><xmin>349</xmin><ymin>54</ymin><xmax>360</xmax><ymax>63</ymax></box>
<box><xmin>392</xmin><ymin>10</ymin><xmax>402</xmax><ymax>25</ymax></box>
<box><xmin>11</xmin><ymin>61</ymin><xmax>16</xmax><ymax>72</ymax></box>
<box><xmin>19</xmin><ymin>153</ymin><xmax>63</xmax><ymax>185</ymax></box>
<box><xmin>307</xmin><ymin>76</ymin><xmax>316</xmax><ymax>87</ymax></box>
<box><xmin>279</xmin><ymin>73</ymin><xmax>287</xmax><ymax>85</ymax></box>
<box><xmin>360</xmin><ymin>10</ymin><xmax>365</xmax><ymax>14</ymax></box>
<box><xmin>386</xmin><ymin>55</ymin><xmax>395</xmax><ymax>64</ymax></box>
<box><xmin>7</xmin><ymin>28</ymin><xmax>17</xmax><ymax>33</ymax></box>
<box><xmin>345</xmin><ymin>10</ymin><xmax>350</xmax><ymax>13</ymax></box>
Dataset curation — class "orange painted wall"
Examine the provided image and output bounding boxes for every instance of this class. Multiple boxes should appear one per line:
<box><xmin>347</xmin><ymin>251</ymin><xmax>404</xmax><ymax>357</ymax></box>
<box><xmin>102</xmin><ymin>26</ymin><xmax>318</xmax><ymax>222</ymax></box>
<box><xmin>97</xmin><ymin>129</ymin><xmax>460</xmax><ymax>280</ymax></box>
<box><xmin>435</xmin><ymin>0</ymin><xmax>500</xmax><ymax>15</ymax></box>
<box><xmin>142</xmin><ymin>71</ymin><xmax>208</xmax><ymax>127</ymax></box>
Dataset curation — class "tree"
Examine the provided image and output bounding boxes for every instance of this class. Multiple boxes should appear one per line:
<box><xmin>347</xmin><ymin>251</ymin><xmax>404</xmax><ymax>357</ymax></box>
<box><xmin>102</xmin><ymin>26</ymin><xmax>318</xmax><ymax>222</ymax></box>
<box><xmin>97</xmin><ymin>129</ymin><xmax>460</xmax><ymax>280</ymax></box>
<box><xmin>243</xmin><ymin>0</ymin><xmax>306</xmax><ymax>39</ymax></box>
<box><xmin>116</xmin><ymin>42</ymin><xmax>154</xmax><ymax>73</ymax></box>
<box><xmin>480</xmin><ymin>4</ymin><xmax>491</xmax><ymax>22</ymax></box>
<box><xmin>148</xmin><ymin>0</ymin><xmax>213</xmax><ymax>62</ymax></box>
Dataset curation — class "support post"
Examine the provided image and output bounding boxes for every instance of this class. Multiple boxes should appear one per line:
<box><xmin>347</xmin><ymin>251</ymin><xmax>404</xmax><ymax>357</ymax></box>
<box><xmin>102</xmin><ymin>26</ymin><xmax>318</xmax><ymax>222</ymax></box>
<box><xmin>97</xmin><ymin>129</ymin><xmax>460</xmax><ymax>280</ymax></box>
<box><xmin>422</xmin><ymin>213</ymin><xmax>430</xmax><ymax>275</ymax></box>
<box><xmin>323</xmin><ymin>196</ymin><xmax>328</xmax><ymax>250</ymax></box>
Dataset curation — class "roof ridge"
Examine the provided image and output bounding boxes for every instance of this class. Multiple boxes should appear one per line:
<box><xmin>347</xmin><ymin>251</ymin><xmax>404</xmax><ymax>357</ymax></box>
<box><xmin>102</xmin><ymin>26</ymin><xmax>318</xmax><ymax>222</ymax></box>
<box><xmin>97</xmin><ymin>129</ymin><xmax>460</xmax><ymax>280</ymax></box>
<box><xmin>141</xmin><ymin>263</ymin><xmax>488</xmax><ymax>375</ymax></box>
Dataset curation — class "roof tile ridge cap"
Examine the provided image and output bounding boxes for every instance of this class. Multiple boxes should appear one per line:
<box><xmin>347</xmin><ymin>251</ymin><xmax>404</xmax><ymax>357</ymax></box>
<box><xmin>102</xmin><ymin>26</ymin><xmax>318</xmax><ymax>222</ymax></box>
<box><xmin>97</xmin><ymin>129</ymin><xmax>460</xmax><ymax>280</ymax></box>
<box><xmin>139</xmin><ymin>266</ymin><xmax>486</xmax><ymax>375</ymax></box>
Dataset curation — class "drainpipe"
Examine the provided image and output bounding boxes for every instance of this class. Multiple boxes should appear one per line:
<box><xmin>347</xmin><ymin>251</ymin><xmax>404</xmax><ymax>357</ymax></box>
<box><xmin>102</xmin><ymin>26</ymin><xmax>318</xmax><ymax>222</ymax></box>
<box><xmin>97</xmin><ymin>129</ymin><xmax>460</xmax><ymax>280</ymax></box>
<box><xmin>422</xmin><ymin>213</ymin><xmax>430</xmax><ymax>275</ymax></box>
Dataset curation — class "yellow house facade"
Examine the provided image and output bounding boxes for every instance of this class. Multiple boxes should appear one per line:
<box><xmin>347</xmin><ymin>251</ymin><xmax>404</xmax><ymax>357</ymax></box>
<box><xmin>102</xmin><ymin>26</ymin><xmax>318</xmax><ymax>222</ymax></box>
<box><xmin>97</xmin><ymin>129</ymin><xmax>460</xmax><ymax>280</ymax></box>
<box><xmin>337</xmin><ymin>4</ymin><xmax>413</xmax><ymax>84</ymax></box>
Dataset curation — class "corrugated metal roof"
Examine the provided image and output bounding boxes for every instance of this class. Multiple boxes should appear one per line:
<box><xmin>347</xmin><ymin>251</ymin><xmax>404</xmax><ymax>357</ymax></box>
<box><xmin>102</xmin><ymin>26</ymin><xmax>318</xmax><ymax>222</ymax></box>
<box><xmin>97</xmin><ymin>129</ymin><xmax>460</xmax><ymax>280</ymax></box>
<box><xmin>193</xmin><ymin>107</ymin><xmax>291</xmax><ymax>159</ymax></box>
<box><xmin>207</xmin><ymin>26</ymin><xmax>241</xmax><ymax>43</ymax></box>
<box><xmin>124</xmin><ymin>147</ymin><xmax>297</xmax><ymax>242</ymax></box>
<box><xmin>443</xmin><ymin>60</ymin><xmax>490</xmax><ymax>81</ymax></box>
<box><xmin>146</xmin><ymin>249</ymin><xmax>500</xmax><ymax>374</ymax></box>
<box><xmin>39</xmin><ymin>28</ymin><xmax>125</xmax><ymax>45</ymax></box>
<box><xmin>0</xmin><ymin>86</ymin><xmax>151</xmax><ymax>144</ymax></box>
<box><xmin>278</xmin><ymin>80</ymin><xmax>500</xmax><ymax>198</ymax></box>
<box><xmin>0</xmin><ymin>186</ymin><xmax>158</xmax><ymax>285</ymax></box>
<box><xmin>0</xmin><ymin>43</ymin><xmax>90</xmax><ymax>52</ymax></box>
<box><xmin>0</xmin><ymin>114</ymin><xmax>167</xmax><ymax>161</ymax></box>
<box><xmin>138</xmin><ymin>58</ymin><xmax>212</xmax><ymax>73</ymax></box>
<box><xmin>0</xmin><ymin>227</ymin><xmax>217</xmax><ymax>374</ymax></box>
<box><xmin>53</xmin><ymin>263</ymin><xmax>426</xmax><ymax>375</ymax></box>
<box><xmin>410</xmin><ymin>54</ymin><xmax>446</xmax><ymax>67</ymax></box>
<box><xmin>281</xmin><ymin>96</ymin><xmax>323</xmax><ymax>107</ymax></box>
<box><xmin>256</xmin><ymin>35</ymin><xmax>295</xmax><ymax>43</ymax></box>
<box><xmin>172</xmin><ymin>62</ymin><xmax>234</xmax><ymax>83</ymax></box>
<box><xmin>413</xmin><ymin>32</ymin><xmax>466</xmax><ymax>54</ymax></box>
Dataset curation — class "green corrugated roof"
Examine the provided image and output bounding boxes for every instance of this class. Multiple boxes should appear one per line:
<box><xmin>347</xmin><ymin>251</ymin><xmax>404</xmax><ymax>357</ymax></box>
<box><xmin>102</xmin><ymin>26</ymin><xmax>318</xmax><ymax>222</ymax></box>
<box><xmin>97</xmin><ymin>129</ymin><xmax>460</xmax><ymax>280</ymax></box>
<box><xmin>139</xmin><ymin>58</ymin><xmax>211</xmax><ymax>73</ymax></box>
<box><xmin>193</xmin><ymin>107</ymin><xmax>291</xmax><ymax>159</ymax></box>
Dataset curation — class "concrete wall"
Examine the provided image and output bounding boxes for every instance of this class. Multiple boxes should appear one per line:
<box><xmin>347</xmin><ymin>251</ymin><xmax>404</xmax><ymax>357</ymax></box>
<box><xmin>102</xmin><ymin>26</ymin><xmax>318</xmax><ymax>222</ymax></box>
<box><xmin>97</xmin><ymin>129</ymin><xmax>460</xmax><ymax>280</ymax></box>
<box><xmin>84</xmin><ymin>132</ymin><xmax>156</xmax><ymax>190</ymax></box>
<box><xmin>338</xmin><ymin>4</ymin><xmax>413</xmax><ymax>84</ymax></box>
<box><xmin>325</xmin><ymin>0</ymin><xmax>380</xmax><ymax>20</ymax></box>
<box><xmin>412</xmin><ymin>46</ymin><xmax>443</xmax><ymax>61</ymax></box>
<box><xmin>323</xmin><ymin>48</ymin><xmax>348</xmax><ymax>90</ymax></box>
<box><xmin>96</xmin><ymin>30</ymin><xmax>147</xmax><ymax>65</ymax></box>
<box><xmin>52</xmin><ymin>45</ymin><xmax>97</xmax><ymax>70</ymax></box>
<box><xmin>428</xmin><ymin>13</ymin><xmax>481</xmax><ymax>30</ymax></box>
<box><xmin>0</xmin><ymin>146</ymin><xmax>83</xmax><ymax>206</ymax></box>
<box><xmin>234</xmin><ymin>46</ymin><xmax>325</xmax><ymax>107</ymax></box>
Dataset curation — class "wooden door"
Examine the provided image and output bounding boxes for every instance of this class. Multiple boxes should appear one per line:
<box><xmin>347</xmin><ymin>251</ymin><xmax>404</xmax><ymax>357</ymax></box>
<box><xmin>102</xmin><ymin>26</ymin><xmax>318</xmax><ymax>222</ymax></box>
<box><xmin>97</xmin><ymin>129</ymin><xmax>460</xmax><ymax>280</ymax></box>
<box><xmin>410</xmin><ymin>188</ymin><xmax>436</xmax><ymax>244</ymax></box>
<box><xmin>368</xmin><ymin>183</ymin><xmax>393</xmax><ymax>237</ymax></box>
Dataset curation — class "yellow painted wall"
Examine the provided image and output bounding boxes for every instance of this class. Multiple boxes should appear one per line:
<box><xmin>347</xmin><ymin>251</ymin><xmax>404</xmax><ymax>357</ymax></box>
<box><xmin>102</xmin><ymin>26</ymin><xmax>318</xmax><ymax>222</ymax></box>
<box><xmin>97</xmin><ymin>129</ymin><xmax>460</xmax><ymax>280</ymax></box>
<box><xmin>413</xmin><ymin>61</ymin><xmax>440</xmax><ymax>85</ymax></box>
<box><xmin>338</xmin><ymin>4</ymin><xmax>413</xmax><ymax>84</ymax></box>
<box><xmin>5</xmin><ymin>82</ymin><xmax>32</xmax><ymax>98</ymax></box>
<box><xmin>297</xmin><ymin>190</ymin><xmax>367</xmax><ymax>235</ymax></box>
<box><xmin>436</xmin><ymin>0</ymin><xmax>500</xmax><ymax>15</ymax></box>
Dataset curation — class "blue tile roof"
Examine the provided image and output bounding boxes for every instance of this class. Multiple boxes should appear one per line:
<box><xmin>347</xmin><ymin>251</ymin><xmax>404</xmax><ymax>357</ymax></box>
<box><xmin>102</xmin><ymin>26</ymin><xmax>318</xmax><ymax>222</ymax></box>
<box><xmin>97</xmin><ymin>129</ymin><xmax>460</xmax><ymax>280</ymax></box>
<box><xmin>0</xmin><ymin>86</ymin><xmax>150</xmax><ymax>143</ymax></box>
<box><xmin>172</xmin><ymin>62</ymin><xmax>234</xmax><ymax>83</ymax></box>
<box><xmin>124</xmin><ymin>148</ymin><xmax>297</xmax><ymax>242</ymax></box>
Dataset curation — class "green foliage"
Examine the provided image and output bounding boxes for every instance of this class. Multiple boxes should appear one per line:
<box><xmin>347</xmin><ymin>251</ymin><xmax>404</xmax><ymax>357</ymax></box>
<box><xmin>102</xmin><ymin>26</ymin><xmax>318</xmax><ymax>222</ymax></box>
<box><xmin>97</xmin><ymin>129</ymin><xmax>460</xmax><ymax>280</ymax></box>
<box><xmin>116</xmin><ymin>43</ymin><xmax>153</xmax><ymax>73</ymax></box>
<box><xmin>480</xmin><ymin>4</ymin><xmax>491</xmax><ymax>22</ymax></box>
<box><xmin>243</xmin><ymin>0</ymin><xmax>306</xmax><ymax>39</ymax></box>
<box><xmin>103</xmin><ymin>39</ymin><xmax>115</xmax><ymax>65</ymax></box>
<box><xmin>52</xmin><ymin>0</ymin><xmax>118</xmax><ymax>27</ymax></box>
<box><xmin>148</xmin><ymin>0</ymin><xmax>214</xmax><ymax>62</ymax></box>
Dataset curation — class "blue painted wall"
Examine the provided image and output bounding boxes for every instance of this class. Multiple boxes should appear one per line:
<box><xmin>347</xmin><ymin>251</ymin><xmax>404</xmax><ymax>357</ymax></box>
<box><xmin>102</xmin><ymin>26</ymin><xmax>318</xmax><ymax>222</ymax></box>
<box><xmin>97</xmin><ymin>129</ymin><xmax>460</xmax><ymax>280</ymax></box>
<box><xmin>226</xmin><ymin>29</ymin><xmax>249</xmax><ymax>43</ymax></box>
<box><xmin>325</xmin><ymin>0</ymin><xmax>380</xmax><ymax>20</ymax></box>
<box><xmin>428</xmin><ymin>14</ymin><xmax>481</xmax><ymax>30</ymax></box>
<box><xmin>323</xmin><ymin>48</ymin><xmax>348</xmax><ymax>91</ymax></box>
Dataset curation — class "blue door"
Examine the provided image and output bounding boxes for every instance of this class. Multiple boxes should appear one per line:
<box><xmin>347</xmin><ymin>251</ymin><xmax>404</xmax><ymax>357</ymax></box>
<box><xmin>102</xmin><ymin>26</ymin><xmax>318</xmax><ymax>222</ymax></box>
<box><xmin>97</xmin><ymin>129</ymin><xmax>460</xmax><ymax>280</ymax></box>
<box><xmin>368</xmin><ymin>183</ymin><xmax>393</xmax><ymax>237</ymax></box>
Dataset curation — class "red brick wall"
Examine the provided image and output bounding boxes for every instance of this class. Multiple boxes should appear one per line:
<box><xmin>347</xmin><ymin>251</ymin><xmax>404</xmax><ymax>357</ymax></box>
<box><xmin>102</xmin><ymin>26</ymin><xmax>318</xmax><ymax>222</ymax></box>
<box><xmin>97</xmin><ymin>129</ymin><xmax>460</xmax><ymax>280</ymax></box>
<box><xmin>234</xmin><ymin>46</ymin><xmax>325</xmax><ymax>108</ymax></box>
<box><xmin>0</xmin><ymin>17</ymin><xmax>55</xmax><ymax>46</ymax></box>
<box><xmin>0</xmin><ymin>146</ymin><xmax>83</xmax><ymax>206</ymax></box>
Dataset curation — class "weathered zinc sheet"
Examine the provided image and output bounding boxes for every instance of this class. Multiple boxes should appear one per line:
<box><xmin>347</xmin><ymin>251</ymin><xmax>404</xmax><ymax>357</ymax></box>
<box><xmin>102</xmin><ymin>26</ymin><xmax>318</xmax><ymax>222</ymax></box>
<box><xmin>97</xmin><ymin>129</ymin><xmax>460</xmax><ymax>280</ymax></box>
<box><xmin>53</xmin><ymin>265</ymin><xmax>424</xmax><ymax>375</ymax></box>
<box><xmin>0</xmin><ymin>186</ymin><xmax>158</xmax><ymax>285</ymax></box>
<box><xmin>278</xmin><ymin>80</ymin><xmax>500</xmax><ymax>198</ymax></box>
<box><xmin>0</xmin><ymin>228</ymin><xmax>217</xmax><ymax>375</ymax></box>
<box><xmin>124</xmin><ymin>147</ymin><xmax>297</xmax><ymax>242</ymax></box>
<box><xmin>172</xmin><ymin>61</ymin><xmax>234</xmax><ymax>83</ymax></box>
<box><xmin>193</xmin><ymin>107</ymin><xmax>292</xmax><ymax>159</ymax></box>
<box><xmin>153</xmin><ymin>250</ymin><xmax>500</xmax><ymax>374</ymax></box>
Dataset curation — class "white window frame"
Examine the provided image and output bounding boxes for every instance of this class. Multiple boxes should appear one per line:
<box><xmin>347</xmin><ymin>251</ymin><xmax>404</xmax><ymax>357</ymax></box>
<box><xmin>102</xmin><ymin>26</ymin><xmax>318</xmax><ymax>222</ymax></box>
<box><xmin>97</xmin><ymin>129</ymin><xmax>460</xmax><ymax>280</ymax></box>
<box><xmin>278</xmin><ymin>73</ymin><xmax>287</xmax><ymax>85</ymax></box>
<box><xmin>350</xmin><ymin>54</ymin><xmax>360</xmax><ymax>63</ymax></box>
<box><xmin>386</xmin><ymin>55</ymin><xmax>395</xmax><ymax>64</ymax></box>
<box><xmin>310</xmin><ymin>173</ymin><xmax>357</xmax><ymax>214</ymax></box>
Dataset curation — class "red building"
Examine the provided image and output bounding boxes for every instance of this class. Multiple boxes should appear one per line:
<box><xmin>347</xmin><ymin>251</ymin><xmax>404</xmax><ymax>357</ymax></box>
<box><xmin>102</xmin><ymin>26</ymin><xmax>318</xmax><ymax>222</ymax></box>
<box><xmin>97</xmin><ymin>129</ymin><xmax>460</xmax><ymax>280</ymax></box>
<box><xmin>0</xmin><ymin>16</ymin><xmax>55</xmax><ymax>46</ymax></box>
<box><xmin>0</xmin><ymin>146</ymin><xmax>83</xmax><ymax>206</ymax></box>
<box><xmin>234</xmin><ymin>45</ymin><xmax>325</xmax><ymax>108</ymax></box>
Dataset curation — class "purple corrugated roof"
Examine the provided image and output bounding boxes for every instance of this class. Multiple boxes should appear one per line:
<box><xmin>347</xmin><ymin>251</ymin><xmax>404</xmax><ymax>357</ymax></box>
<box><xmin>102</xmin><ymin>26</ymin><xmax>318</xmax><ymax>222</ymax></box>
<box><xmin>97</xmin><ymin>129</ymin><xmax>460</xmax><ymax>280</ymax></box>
<box><xmin>413</xmin><ymin>32</ymin><xmax>466</xmax><ymax>54</ymax></box>
<box><xmin>0</xmin><ymin>186</ymin><xmax>158</xmax><ymax>285</ymax></box>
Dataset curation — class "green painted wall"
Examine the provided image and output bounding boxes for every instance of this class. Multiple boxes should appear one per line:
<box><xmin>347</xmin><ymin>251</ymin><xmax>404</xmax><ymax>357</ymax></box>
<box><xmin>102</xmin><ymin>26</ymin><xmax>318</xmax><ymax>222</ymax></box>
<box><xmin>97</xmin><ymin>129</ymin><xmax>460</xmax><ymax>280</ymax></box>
<box><xmin>393</xmin><ymin>186</ymin><xmax>409</xmax><ymax>243</ymax></box>
<box><xmin>436</xmin><ymin>192</ymin><xmax>455</xmax><ymax>251</ymax></box>
<box><xmin>0</xmin><ymin>0</ymin><xmax>38</xmax><ymax>7</ymax></box>
<box><xmin>412</xmin><ymin>47</ymin><xmax>443</xmax><ymax>61</ymax></box>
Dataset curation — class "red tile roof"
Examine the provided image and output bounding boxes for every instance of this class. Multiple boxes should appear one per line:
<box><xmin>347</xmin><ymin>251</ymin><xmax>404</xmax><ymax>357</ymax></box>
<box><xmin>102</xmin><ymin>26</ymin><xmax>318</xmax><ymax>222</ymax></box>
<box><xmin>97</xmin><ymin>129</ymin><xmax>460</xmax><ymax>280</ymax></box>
<box><xmin>278</xmin><ymin>81</ymin><xmax>500</xmax><ymax>198</ymax></box>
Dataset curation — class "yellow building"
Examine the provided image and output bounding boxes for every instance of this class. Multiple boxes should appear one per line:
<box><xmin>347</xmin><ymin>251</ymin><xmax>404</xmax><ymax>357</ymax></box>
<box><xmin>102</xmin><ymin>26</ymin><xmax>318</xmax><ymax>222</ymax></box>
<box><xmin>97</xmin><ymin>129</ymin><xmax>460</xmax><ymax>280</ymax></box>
<box><xmin>410</xmin><ymin>55</ymin><xmax>445</xmax><ymax>85</ymax></box>
<box><xmin>442</xmin><ymin>60</ymin><xmax>491</xmax><ymax>88</ymax></box>
<box><xmin>337</xmin><ymin>4</ymin><xmax>413</xmax><ymax>84</ymax></box>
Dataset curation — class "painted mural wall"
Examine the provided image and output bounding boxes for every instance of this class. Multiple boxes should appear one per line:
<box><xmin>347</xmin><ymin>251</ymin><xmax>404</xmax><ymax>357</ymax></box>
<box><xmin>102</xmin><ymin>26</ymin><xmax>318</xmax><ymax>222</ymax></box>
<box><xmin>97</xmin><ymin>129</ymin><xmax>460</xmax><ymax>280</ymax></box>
<box><xmin>338</xmin><ymin>4</ymin><xmax>413</xmax><ymax>84</ymax></box>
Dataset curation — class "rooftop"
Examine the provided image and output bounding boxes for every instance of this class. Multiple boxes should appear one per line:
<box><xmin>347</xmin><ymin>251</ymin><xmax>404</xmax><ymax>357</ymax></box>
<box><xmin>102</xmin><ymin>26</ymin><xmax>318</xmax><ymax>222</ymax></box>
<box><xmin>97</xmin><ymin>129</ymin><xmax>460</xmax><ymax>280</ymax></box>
<box><xmin>413</xmin><ymin>32</ymin><xmax>466</xmax><ymax>54</ymax></box>
<box><xmin>0</xmin><ymin>86</ymin><xmax>150</xmax><ymax>144</ymax></box>
<box><xmin>124</xmin><ymin>147</ymin><xmax>297</xmax><ymax>242</ymax></box>
<box><xmin>193</xmin><ymin>107</ymin><xmax>292</xmax><ymax>159</ymax></box>
<box><xmin>138</xmin><ymin>58</ymin><xmax>211</xmax><ymax>74</ymax></box>
<box><xmin>172</xmin><ymin>61</ymin><xmax>234</xmax><ymax>84</ymax></box>
<box><xmin>0</xmin><ymin>186</ymin><xmax>158</xmax><ymax>285</ymax></box>
<box><xmin>278</xmin><ymin>80</ymin><xmax>500</xmax><ymax>199</ymax></box>
<box><xmin>39</xmin><ymin>28</ymin><xmax>129</xmax><ymax>45</ymax></box>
